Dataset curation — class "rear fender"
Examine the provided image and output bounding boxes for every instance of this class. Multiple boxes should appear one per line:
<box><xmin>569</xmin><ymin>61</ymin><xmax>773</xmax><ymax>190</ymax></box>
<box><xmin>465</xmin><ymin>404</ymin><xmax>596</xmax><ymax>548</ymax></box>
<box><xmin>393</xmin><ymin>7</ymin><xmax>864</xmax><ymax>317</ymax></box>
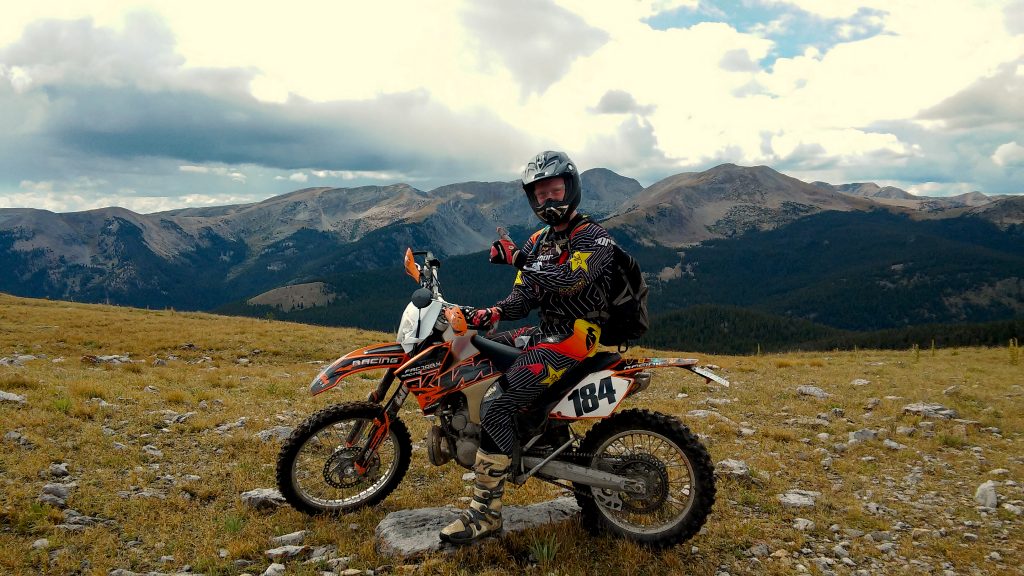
<box><xmin>547</xmin><ymin>358</ymin><xmax>729</xmax><ymax>420</ymax></box>
<box><xmin>311</xmin><ymin>343</ymin><xmax>409</xmax><ymax>395</ymax></box>
<box><xmin>611</xmin><ymin>357</ymin><xmax>730</xmax><ymax>387</ymax></box>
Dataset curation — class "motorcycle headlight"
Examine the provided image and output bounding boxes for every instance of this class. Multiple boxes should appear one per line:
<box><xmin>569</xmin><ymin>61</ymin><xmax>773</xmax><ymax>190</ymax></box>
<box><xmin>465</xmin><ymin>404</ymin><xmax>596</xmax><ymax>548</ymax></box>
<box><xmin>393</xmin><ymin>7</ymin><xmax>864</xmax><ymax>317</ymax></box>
<box><xmin>396</xmin><ymin>303</ymin><xmax>419</xmax><ymax>347</ymax></box>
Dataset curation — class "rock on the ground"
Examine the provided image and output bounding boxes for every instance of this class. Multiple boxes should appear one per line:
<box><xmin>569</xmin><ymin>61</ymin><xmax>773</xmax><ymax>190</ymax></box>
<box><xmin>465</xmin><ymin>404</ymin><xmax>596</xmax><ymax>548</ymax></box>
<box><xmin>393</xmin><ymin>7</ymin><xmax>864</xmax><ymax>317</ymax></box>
<box><xmin>216</xmin><ymin>417</ymin><xmax>248</xmax><ymax>433</ymax></box>
<box><xmin>786</xmin><ymin>417</ymin><xmax>830</xmax><ymax>429</ymax></box>
<box><xmin>0</xmin><ymin>390</ymin><xmax>27</xmax><ymax>404</ymax></box>
<box><xmin>57</xmin><ymin>508</ymin><xmax>117</xmax><ymax>531</ymax></box>
<box><xmin>849</xmin><ymin>429</ymin><xmax>878</xmax><ymax>443</ymax></box>
<box><xmin>39</xmin><ymin>483</ymin><xmax>74</xmax><ymax>508</ymax></box>
<box><xmin>265</xmin><ymin>545</ymin><xmax>309</xmax><ymax>560</ymax></box>
<box><xmin>241</xmin><ymin>488</ymin><xmax>287</xmax><ymax>511</ymax></box>
<box><xmin>797</xmin><ymin>385</ymin><xmax>831</xmax><ymax>399</ymax></box>
<box><xmin>903</xmin><ymin>402</ymin><xmax>959</xmax><ymax>419</ymax></box>
<box><xmin>717</xmin><ymin>459</ymin><xmax>751</xmax><ymax>480</ymax></box>
<box><xmin>686</xmin><ymin>410</ymin><xmax>737</xmax><ymax>425</ymax></box>
<box><xmin>747</xmin><ymin>543</ymin><xmax>770</xmax><ymax>557</ymax></box>
<box><xmin>778</xmin><ymin>490</ymin><xmax>821</xmax><ymax>509</ymax></box>
<box><xmin>48</xmin><ymin>463</ymin><xmax>70</xmax><ymax>478</ymax></box>
<box><xmin>0</xmin><ymin>355</ymin><xmax>37</xmax><ymax>366</ymax></box>
<box><xmin>262</xmin><ymin>563</ymin><xmax>287</xmax><ymax>576</ymax></box>
<box><xmin>375</xmin><ymin>497</ymin><xmax>580</xmax><ymax>557</ymax></box>
<box><xmin>793</xmin><ymin>518</ymin><xmax>815</xmax><ymax>531</ymax></box>
<box><xmin>974</xmin><ymin>480</ymin><xmax>999</xmax><ymax>508</ymax></box>
<box><xmin>851</xmin><ymin>379</ymin><xmax>870</xmax><ymax>386</ymax></box>
<box><xmin>81</xmin><ymin>354</ymin><xmax>131</xmax><ymax>364</ymax></box>
<box><xmin>271</xmin><ymin>530</ymin><xmax>310</xmax><ymax>546</ymax></box>
<box><xmin>883</xmin><ymin>439</ymin><xmax>907</xmax><ymax>450</ymax></box>
<box><xmin>256</xmin><ymin>426</ymin><xmax>294</xmax><ymax>442</ymax></box>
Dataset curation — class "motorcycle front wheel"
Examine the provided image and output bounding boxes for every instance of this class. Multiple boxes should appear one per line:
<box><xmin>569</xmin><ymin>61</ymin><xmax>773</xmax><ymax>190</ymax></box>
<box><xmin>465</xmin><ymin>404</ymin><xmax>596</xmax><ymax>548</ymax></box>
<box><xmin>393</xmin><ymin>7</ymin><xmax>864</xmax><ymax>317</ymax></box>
<box><xmin>574</xmin><ymin>408</ymin><xmax>715</xmax><ymax>548</ymax></box>
<box><xmin>276</xmin><ymin>401</ymin><xmax>411</xmax><ymax>515</ymax></box>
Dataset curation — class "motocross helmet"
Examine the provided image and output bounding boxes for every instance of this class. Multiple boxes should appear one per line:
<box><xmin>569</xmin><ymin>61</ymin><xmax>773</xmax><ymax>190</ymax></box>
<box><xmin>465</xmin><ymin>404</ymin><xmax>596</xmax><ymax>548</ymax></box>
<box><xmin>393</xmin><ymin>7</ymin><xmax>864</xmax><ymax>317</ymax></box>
<box><xmin>521</xmin><ymin>150</ymin><xmax>582</xmax><ymax>226</ymax></box>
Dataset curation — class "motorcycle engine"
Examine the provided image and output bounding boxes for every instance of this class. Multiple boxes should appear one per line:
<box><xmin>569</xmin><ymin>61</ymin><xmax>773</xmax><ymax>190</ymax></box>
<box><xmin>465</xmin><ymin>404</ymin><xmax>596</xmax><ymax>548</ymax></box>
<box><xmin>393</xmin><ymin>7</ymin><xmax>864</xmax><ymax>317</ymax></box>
<box><xmin>427</xmin><ymin>405</ymin><xmax>480</xmax><ymax>469</ymax></box>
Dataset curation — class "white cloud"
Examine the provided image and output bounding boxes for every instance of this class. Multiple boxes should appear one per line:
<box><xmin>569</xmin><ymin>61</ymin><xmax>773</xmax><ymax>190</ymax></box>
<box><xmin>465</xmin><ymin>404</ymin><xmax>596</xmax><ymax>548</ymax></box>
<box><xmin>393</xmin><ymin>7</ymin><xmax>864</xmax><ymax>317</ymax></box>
<box><xmin>288</xmin><ymin>172</ymin><xmax>308</xmax><ymax>183</ymax></box>
<box><xmin>1</xmin><ymin>64</ymin><xmax>32</xmax><ymax>92</ymax></box>
<box><xmin>310</xmin><ymin>169</ymin><xmax>410</xmax><ymax>181</ymax></box>
<box><xmin>992</xmin><ymin>141</ymin><xmax>1024</xmax><ymax>166</ymax></box>
<box><xmin>1</xmin><ymin>0</ymin><xmax>1022</xmax><ymax>213</ymax></box>
<box><xmin>771</xmin><ymin>129</ymin><xmax>910</xmax><ymax>163</ymax></box>
<box><xmin>905</xmin><ymin>181</ymin><xmax>978</xmax><ymax>198</ymax></box>
<box><xmin>19</xmin><ymin>179</ymin><xmax>53</xmax><ymax>192</ymax></box>
<box><xmin>179</xmin><ymin>164</ymin><xmax>246</xmax><ymax>182</ymax></box>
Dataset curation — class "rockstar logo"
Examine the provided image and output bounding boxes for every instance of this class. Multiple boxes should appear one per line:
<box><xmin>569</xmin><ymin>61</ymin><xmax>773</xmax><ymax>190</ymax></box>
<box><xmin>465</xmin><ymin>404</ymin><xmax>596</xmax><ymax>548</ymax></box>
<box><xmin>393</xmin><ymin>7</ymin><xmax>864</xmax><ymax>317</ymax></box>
<box><xmin>540</xmin><ymin>364</ymin><xmax>566</xmax><ymax>386</ymax></box>
<box><xmin>569</xmin><ymin>251</ymin><xmax>591</xmax><ymax>272</ymax></box>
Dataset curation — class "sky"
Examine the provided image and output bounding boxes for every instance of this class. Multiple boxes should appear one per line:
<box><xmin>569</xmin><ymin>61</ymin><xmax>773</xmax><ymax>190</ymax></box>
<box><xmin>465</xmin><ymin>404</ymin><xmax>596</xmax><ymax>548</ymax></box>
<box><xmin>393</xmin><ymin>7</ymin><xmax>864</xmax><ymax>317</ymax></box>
<box><xmin>1</xmin><ymin>0</ymin><xmax>1023</xmax><ymax>213</ymax></box>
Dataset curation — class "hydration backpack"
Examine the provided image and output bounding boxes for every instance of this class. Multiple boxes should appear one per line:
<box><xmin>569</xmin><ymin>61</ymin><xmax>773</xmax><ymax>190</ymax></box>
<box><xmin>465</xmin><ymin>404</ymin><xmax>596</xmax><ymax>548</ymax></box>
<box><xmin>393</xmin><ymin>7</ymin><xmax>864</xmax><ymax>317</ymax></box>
<box><xmin>599</xmin><ymin>240</ymin><xmax>650</xmax><ymax>348</ymax></box>
<box><xmin>528</xmin><ymin>217</ymin><xmax>650</xmax><ymax>348</ymax></box>
<box><xmin>565</xmin><ymin>217</ymin><xmax>649</xmax><ymax>348</ymax></box>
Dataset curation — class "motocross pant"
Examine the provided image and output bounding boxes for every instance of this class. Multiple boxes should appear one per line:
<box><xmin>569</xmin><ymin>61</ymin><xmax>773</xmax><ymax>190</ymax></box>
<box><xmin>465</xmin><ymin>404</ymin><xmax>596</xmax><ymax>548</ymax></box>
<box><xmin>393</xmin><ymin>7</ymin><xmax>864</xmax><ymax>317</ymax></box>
<box><xmin>480</xmin><ymin>319</ymin><xmax>601</xmax><ymax>455</ymax></box>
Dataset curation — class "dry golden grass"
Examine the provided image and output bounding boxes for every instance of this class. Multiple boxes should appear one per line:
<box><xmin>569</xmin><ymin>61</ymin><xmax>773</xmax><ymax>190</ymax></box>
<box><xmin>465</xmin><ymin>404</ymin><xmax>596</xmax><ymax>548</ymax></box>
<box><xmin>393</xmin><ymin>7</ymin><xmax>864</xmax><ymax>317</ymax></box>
<box><xmin>0</xmin><ymin>293</ymin><xmax>1022</xmax><ymax>575</ymax></box>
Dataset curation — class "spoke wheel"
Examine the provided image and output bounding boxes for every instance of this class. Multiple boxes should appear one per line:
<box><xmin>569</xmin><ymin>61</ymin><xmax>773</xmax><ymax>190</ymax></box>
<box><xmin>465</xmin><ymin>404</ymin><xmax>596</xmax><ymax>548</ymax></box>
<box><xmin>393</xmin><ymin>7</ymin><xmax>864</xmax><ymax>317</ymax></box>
<box><xmin>276</xmin><ymin>402</ymin><xmax>411</xmax><ymax>515</ymax></box>
<box><xmin>574</xmin><ymin>409</ymin><xmax>715</xmax><ymax>548</ymax></box>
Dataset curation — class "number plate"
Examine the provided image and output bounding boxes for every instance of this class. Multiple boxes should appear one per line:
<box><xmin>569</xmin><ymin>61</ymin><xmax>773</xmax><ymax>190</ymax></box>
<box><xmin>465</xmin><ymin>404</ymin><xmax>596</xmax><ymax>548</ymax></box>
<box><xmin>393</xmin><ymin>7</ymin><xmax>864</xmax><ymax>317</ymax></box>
<box><xmin>549</xmin><ymin>370</ymin><xmax>632</xmax><ymax>419</ymax></box>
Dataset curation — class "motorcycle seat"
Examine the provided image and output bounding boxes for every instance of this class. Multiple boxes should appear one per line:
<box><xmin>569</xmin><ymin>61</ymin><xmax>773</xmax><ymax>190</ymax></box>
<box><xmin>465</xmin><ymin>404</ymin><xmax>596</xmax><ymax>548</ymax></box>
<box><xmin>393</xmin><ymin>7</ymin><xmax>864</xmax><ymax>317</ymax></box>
<box><xmin>471</xmin><ymin>334</ymin><xmax>521</xmax><ymax>372</ymax></box>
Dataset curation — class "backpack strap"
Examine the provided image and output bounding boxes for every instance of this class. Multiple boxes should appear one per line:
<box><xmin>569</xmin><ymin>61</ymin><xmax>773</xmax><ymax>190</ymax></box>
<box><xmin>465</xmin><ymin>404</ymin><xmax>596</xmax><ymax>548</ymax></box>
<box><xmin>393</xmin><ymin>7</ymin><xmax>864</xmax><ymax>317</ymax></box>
<box><xmin>568</xmin><ymin>214</ymin><xmax>591</xmax><ymax>240</ymax></box>
<box><xmin>528</xmin><ymin>226</ymin><xmax>549</xmax><ymax>256</ymax></box>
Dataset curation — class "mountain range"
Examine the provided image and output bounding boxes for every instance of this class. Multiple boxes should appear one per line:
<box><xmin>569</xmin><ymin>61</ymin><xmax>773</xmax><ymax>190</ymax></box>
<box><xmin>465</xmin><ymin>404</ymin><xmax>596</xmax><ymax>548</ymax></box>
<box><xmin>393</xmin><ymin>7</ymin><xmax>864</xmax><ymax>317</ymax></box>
<box><xmin>2</xmin><ymin>164</ymin><xmax>1022</xmax><ymax>341</ymax></box>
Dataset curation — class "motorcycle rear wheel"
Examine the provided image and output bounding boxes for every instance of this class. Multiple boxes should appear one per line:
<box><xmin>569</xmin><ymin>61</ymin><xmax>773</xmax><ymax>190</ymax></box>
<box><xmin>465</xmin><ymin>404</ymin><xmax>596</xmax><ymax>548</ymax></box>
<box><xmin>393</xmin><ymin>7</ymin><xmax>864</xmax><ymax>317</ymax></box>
<box><xmin>574</xmin><ymin>408</ymin><xmax>715</xmax><ymax>548</ymax></box>
<box><xmin>276</xmin><ymin>401</ymin><xmax>411</xmax><ymax>515</ymax></box>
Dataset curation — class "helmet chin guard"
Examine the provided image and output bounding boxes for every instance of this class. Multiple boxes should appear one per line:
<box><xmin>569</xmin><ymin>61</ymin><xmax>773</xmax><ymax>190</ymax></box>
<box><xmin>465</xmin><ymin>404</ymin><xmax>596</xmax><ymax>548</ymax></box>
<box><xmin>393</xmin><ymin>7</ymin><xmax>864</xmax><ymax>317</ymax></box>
<box><xmin>521</xmin><ymin>151</ymin><xmax>582</xmax><ymax>226</ymax></box>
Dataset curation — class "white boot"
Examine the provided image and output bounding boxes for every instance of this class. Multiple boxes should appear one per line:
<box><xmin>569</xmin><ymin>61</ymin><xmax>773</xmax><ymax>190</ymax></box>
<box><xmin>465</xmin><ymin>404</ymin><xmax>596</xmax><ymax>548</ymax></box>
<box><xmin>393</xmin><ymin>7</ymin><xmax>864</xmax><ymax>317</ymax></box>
<box><xmin>439</xmin><ymin>450</ymin><xmax>511</xmax><ymax>545</ymax></box>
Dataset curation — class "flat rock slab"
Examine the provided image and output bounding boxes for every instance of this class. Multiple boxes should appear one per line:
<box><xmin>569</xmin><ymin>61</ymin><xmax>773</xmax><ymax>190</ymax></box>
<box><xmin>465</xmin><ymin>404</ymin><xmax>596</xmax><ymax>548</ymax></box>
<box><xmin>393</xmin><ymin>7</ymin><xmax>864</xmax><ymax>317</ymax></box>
<box><xmin>375</xmin><ymin>497</ymin><xmax>580</xmax><ymax>558</ymax></box>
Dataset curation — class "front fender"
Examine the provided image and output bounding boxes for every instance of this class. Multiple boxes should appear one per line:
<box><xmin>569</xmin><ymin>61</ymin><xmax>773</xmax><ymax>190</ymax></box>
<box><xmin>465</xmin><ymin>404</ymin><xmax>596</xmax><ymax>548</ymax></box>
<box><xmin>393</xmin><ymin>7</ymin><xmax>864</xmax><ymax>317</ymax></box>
<box><xmin>311</xmin><ymin>343</ymin><xmax>409</xmax><ymax>395</ymax></box>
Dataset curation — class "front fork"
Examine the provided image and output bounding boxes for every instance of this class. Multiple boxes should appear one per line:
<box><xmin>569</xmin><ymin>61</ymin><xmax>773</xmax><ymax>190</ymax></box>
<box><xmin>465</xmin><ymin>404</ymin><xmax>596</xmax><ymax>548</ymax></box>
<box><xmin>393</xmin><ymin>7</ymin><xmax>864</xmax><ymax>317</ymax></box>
<box><xmin>348</xmin><ymin>371</ymin><xmax>410</xmax><ymax>473</ymax></box>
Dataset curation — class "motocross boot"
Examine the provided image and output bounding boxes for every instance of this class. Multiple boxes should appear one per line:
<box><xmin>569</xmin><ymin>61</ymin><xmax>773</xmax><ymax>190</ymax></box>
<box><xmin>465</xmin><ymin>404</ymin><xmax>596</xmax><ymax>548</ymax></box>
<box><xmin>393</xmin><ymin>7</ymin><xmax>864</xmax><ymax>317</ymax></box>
<box><xmin>439</xmin><ymin>449</ymin><xmax>511</xmax><ymax>545</ymax></box>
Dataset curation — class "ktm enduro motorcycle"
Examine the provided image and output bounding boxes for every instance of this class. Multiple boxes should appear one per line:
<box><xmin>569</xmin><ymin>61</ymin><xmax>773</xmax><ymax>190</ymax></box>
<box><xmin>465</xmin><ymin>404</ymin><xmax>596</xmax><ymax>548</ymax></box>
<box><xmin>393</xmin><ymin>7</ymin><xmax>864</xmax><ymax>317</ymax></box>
<box><xmin>276</xmin><ymin>248</ymin><xmax>730</xmax><ymax>548</ymax></box>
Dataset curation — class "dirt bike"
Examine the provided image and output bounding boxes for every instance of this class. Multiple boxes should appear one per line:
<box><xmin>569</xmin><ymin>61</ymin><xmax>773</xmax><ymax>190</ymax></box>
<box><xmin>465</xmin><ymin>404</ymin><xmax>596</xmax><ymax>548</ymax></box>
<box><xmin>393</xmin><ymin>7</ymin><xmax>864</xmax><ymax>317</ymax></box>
<box><xmin>276</xmin><ymin>248</ymin><xmax>730</xmax><ymax>548</ymax></box>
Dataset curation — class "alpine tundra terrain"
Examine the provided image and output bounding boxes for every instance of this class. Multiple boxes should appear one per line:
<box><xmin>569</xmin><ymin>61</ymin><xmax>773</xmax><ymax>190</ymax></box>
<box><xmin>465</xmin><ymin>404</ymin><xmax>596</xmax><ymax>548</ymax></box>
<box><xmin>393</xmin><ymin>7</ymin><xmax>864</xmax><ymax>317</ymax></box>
<box><xmin>1</xmin><ymin>294</ymin><xmax>1022</xmax><ymax>576</ymax></box>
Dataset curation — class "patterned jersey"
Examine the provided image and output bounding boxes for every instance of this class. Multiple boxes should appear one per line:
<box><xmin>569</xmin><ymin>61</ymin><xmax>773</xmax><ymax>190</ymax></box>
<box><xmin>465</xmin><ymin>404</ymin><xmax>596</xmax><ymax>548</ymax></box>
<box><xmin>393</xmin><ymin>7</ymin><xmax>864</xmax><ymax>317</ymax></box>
<box><xmin>495</xmin><ymin>216</ymin><xmax>614</xmax><ymax>335</ymax></box>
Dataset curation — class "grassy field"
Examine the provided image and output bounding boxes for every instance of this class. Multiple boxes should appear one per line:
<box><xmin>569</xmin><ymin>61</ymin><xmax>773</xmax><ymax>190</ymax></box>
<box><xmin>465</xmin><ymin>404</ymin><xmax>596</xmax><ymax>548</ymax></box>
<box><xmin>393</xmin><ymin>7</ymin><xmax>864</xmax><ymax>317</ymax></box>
<box><xmin>0</xmin><ymin>293</ymin><xmax>1021</xmax><ymax>575</ymax></box>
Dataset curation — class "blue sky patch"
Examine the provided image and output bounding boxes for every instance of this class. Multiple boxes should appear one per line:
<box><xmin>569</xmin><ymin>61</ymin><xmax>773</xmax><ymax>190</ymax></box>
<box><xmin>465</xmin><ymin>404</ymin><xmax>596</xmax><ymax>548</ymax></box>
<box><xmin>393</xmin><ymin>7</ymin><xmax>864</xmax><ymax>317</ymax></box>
<box><xmin>646</xmin><ymin>1</ymin><xmax>888</xmax><ymax>65</ymax></box>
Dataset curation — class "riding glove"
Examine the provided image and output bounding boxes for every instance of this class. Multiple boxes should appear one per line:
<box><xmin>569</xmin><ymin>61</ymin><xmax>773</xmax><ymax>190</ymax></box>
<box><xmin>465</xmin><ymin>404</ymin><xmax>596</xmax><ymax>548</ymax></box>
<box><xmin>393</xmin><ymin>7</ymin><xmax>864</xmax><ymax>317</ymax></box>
<box><xmin>489</xmin><ymin>238</ymin><xmax>527</xmax><ymax>268</ymax></box>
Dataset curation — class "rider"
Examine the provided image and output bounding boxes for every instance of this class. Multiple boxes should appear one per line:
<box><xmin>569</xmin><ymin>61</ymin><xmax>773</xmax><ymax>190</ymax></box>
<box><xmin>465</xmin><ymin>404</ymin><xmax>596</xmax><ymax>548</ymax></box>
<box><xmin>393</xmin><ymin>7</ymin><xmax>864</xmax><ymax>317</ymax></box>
<box><xmin>440</xmin><ymin>150</ymin><xmax>616</xmax><ymax>545</ymax></box>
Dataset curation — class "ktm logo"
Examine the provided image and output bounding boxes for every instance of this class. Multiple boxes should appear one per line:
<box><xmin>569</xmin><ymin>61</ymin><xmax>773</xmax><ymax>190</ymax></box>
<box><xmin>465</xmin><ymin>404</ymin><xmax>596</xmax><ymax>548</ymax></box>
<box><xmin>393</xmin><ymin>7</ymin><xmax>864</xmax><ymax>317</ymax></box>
<box><xmin>438</xmin><ymin>357</ymin><xmax>497</xmax><ymax>389</ymax></box>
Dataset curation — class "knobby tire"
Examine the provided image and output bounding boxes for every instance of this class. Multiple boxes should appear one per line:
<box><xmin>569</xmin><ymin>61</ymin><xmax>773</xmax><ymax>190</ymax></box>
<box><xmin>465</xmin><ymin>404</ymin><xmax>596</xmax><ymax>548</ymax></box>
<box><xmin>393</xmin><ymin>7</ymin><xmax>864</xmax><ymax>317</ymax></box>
<box><xmin>276</xmin><ymin>401</ymin><xmax>412</xmax><ymax>515</ymax></box>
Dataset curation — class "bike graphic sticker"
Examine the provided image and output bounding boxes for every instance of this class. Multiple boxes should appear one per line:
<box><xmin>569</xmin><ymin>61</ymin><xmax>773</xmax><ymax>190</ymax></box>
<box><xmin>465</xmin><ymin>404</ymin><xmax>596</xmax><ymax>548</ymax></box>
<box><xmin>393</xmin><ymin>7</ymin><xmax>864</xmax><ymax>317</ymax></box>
<box><xmin>549</xmin><ymin>370</ymin><xmax>632</xmax><ymax>419</ymax></box>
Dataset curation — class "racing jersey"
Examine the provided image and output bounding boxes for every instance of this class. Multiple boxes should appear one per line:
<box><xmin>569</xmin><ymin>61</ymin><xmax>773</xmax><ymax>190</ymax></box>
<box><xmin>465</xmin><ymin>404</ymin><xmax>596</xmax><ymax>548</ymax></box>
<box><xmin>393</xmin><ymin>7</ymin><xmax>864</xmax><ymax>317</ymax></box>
<box><xmin>495</xmin><ymin>215</ymin><xmax>614</xmax><ymax>335</ymax></box>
